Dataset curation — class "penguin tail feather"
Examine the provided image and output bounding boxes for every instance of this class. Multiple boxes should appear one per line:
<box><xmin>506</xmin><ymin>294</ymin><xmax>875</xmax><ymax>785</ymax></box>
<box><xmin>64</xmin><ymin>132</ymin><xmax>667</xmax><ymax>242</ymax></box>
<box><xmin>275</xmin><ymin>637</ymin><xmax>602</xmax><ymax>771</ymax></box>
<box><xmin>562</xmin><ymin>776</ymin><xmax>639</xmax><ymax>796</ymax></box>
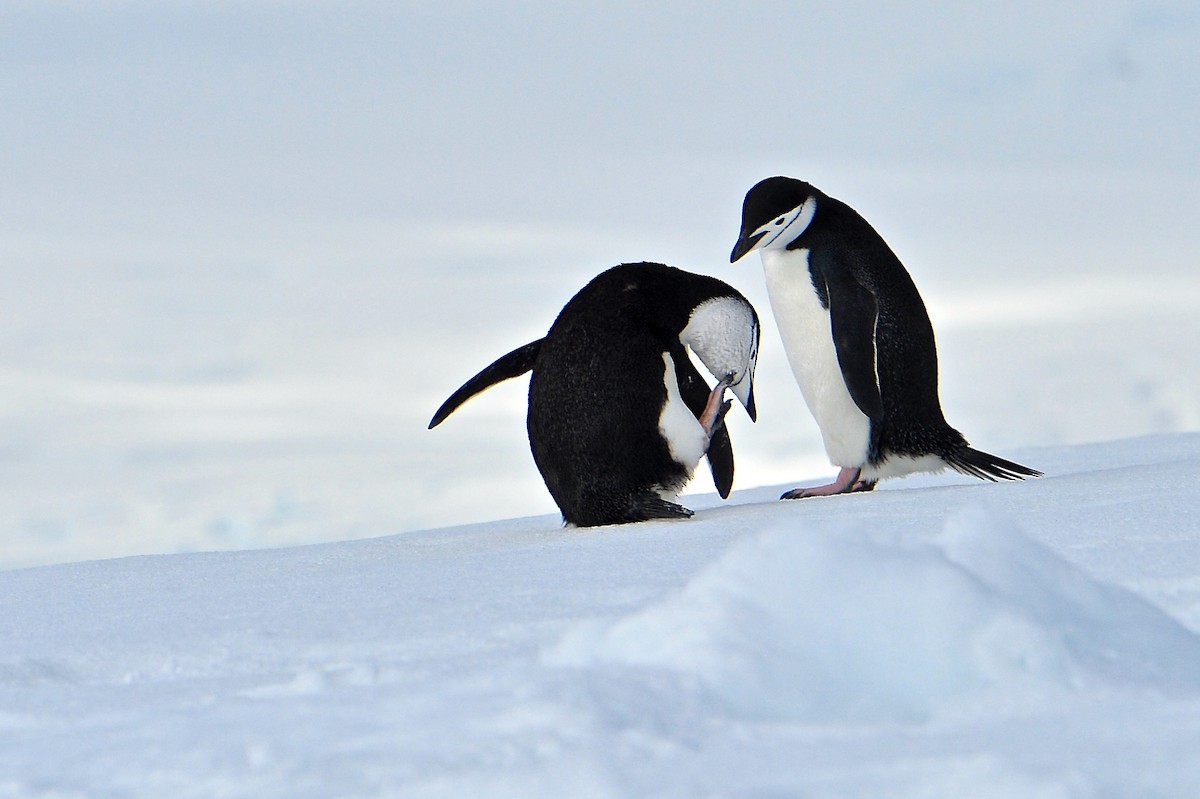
<box><xmin>947</xmin><ymin>447</ymin><xmax>1043</xmax><ymax>482</ymax></box>
<box><xmin>628</xmin><ymin>495</ymin><xmax>695</xmax><ymax>522</ymax></box>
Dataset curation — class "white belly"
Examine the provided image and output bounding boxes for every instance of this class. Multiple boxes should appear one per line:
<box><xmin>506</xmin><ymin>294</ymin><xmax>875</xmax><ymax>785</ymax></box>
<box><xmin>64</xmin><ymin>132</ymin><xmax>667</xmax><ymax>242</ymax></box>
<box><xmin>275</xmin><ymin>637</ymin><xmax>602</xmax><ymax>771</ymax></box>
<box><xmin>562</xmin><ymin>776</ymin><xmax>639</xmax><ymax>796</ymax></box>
<box><xmin>762</xmin><ymin>248</ymin><xmax>870</xmax><ymax>467</ymax></box>
<box><xmin>656</xmin><ymin>352</ymin><xmax>705</xmax><ymax>498</ymax></box>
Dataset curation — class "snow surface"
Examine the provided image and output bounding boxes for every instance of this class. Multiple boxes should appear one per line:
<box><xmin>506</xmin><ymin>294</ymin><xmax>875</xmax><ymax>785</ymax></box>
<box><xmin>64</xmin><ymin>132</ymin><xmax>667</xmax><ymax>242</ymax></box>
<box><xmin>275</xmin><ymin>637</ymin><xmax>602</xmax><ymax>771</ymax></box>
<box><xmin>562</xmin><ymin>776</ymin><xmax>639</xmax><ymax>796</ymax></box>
<box><xmin>3</xmin><ymin>434</ymin><xmax>1199</xmax><ymax>797</ymax></box>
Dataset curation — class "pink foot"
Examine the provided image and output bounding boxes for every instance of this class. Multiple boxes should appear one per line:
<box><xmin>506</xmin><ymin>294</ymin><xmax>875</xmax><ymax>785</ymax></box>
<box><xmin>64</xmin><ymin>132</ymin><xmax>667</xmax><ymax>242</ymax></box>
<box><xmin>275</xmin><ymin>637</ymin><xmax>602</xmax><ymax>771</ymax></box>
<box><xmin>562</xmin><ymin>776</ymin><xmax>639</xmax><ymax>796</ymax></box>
<box><xmin>781</xmin><ymin>467</ymin><xmax>878</xmax><ymax>500</ymax></box>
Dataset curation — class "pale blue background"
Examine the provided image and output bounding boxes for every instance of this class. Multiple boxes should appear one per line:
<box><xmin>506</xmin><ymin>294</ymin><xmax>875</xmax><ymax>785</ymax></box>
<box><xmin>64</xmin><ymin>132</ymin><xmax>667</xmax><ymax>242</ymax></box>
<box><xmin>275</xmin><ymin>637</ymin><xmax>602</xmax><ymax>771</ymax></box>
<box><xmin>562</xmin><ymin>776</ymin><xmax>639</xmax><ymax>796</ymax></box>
<box><xmin>2</xmin><ymin>2</ymin><xmax>1197</xmax><ymax>567</ymax></box>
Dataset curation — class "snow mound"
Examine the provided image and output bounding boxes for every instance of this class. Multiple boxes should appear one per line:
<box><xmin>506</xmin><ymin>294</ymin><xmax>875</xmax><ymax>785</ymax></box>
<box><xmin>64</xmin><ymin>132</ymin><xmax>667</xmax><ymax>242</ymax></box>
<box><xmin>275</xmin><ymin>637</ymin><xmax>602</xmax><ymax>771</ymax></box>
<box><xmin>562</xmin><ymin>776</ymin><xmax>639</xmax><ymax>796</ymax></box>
<box><xmin>549</xmin><ymin>506</ymin><xmax>1200</xmax><ymax>723</ymax></box>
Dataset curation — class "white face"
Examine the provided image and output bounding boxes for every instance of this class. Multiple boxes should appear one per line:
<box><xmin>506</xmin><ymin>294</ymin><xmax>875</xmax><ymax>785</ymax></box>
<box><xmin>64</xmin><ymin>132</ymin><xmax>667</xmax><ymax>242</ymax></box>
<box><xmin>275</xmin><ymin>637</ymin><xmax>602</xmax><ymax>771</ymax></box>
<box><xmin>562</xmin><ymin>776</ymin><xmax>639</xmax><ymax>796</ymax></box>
<box><xmin>746</xmin><ymin>195</ymin><xmax>818</xmax><ymax>255</ymax></box>
<box><xmin>679</xmin><ymin>297</ymin><xmax>759</xmax><ymax>416</ymax></box>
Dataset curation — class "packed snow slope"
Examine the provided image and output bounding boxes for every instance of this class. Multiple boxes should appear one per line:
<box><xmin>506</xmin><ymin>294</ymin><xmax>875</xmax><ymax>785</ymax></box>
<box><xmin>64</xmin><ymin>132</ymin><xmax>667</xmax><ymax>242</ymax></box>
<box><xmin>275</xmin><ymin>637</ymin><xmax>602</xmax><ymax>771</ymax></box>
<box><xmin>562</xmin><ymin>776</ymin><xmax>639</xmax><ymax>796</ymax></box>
<box><xmin>2</xmin><ymin>433</ymin><xmax>1198</xmax><ymax>797</ymax></box>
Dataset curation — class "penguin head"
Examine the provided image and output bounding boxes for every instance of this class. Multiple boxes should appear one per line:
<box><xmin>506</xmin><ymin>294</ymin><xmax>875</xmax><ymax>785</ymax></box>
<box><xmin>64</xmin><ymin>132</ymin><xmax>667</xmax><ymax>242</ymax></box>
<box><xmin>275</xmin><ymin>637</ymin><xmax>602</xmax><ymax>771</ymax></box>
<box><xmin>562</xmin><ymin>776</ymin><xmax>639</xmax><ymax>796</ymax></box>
<box><xmin>730</xmin><ymin>176</ymin><xmax>820</xmax><ymax>262</ymax></box>
<box><xmin>679</xmin><ymin>296</ymin><xmax>759</xmax><ymax>421</ymax></box>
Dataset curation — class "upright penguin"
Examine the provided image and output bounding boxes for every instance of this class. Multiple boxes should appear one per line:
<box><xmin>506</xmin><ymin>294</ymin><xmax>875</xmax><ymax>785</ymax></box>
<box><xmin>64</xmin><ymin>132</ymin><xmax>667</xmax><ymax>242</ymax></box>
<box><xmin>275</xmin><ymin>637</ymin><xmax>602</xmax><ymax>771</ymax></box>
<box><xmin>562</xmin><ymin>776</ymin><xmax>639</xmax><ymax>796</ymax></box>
<box><xmin>429</xmin><ymin>262</ymin><xmax>759</xmax><ymax>526</ymax></box>
<box><xmin>730</xmin><ymin>176</ymin><xmax>1039</xmax><ymax>498</ymax></box>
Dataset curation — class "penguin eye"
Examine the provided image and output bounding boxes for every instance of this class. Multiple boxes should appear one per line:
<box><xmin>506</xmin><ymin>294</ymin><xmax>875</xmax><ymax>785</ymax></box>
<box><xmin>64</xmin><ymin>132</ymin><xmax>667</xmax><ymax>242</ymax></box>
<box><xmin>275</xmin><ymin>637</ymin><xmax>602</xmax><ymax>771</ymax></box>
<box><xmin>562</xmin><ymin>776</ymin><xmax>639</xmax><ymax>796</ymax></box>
<box><xmin>774</xmin><ymin>217</ymin><xmax>785</xmax><ymax>225</ymax></box>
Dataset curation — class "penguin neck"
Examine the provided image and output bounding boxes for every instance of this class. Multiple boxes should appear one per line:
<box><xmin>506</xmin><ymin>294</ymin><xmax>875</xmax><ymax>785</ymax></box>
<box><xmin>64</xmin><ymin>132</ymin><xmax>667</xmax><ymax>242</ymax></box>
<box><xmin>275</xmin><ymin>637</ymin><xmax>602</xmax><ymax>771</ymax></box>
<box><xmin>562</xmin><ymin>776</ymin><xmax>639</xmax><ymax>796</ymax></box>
<box><xmin>760</xmin><ymin>247</ymin><xmax>818</xmax><ymax>306</ymax></box>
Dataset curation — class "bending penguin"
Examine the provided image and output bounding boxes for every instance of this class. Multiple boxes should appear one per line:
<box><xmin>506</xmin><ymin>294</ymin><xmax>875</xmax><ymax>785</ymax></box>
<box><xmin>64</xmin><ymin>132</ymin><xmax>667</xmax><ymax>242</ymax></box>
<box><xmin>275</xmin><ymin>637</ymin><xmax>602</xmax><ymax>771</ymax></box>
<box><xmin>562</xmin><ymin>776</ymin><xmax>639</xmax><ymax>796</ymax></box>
<box><xmin>429</xmin><ymin>262</ymin><xmax>759</xmax><ymax>526</ymax></box>
<box><xmin>730</xmin><ymin>176</ymin><xmax>1040</xmax><ymax>498</ymax></box>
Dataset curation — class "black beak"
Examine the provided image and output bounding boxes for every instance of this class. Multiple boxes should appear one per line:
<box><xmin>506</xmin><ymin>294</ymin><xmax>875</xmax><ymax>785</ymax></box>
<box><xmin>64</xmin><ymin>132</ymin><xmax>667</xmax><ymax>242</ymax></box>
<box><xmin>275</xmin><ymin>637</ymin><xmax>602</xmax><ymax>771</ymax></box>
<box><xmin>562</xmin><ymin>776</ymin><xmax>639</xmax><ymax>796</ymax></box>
<box><xmin>730</xmin><ymin>230</ymin><xmax>766</xmax><ymax>263</ymax></box>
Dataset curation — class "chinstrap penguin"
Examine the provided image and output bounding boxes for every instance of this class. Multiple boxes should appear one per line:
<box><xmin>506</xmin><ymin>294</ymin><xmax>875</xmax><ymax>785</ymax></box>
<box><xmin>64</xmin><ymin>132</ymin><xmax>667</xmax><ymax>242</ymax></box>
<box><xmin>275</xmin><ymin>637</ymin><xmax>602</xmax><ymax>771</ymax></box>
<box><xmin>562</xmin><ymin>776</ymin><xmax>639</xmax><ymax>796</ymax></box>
<box><xmin>730</xmin><ymin>176</ymin><xmax>1040</xmax><ymax>498</ymax></box>
<box><xmin>429</xmin><ymin>262</ymin><xmax>759</xmax><ymax>526</ymax></box>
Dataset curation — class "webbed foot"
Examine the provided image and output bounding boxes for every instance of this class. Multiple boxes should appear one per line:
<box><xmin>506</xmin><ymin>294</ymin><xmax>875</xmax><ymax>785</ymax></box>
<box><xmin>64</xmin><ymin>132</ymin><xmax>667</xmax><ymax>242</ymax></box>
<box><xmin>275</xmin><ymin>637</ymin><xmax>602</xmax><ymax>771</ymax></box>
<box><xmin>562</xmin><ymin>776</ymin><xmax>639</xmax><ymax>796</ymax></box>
<box><xmin>781</xmin><ymin>467</ymin><xmax>874</xmax><ymax>499</ymax></box>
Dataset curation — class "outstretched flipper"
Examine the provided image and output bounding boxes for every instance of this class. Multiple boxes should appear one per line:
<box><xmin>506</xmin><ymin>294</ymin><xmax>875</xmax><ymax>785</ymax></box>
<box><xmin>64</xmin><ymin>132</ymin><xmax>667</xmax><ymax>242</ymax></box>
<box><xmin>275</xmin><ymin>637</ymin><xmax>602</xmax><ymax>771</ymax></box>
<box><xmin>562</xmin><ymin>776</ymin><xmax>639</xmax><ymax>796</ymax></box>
<box><xmin>428</xmin><ymin>340</ymin><xmax>542</xmax><ymax>429</ymax></box>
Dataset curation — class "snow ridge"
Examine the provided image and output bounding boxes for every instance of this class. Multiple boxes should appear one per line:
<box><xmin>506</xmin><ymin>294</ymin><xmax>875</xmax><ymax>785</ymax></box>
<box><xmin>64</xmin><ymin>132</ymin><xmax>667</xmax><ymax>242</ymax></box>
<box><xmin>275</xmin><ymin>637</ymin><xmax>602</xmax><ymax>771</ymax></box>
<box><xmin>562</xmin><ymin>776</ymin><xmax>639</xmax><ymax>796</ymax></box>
<box><xmin>549</xmin><ymin>505</ymin><xmax>1200</xmax><ymax>724</ymax></box>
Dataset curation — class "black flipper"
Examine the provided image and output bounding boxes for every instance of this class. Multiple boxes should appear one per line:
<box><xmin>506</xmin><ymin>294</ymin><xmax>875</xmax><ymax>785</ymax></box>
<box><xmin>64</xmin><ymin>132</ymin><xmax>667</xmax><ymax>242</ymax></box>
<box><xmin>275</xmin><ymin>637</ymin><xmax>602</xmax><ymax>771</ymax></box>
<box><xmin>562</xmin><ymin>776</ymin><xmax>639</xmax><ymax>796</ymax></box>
<box><xmin>704</xmin><ymin>403</ymin><xmax>735</xmax><ymax>499</ymax></box>
<box><xmin>814</xmin><ymin>250</ymin><xmax>883</xmax><ymax>423</ymax></box>
<box><xmin>669</xmin><ymin>344</ymin><xmax>735</xmax><ymax>498</ymax></box>
<box><xmin>428</xmin><ymin>340</ymin><xmax>542</xmax><ymax>429</ymax></box>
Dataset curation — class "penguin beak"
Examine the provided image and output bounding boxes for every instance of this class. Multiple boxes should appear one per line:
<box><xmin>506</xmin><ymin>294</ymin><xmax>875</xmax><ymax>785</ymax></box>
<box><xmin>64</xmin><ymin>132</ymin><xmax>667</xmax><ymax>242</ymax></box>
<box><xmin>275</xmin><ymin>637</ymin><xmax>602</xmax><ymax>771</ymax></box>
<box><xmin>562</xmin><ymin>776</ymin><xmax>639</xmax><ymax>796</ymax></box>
<box><xmin>730</xmin><ymin>230</ymin><xmax>766</xmax><ymax>263</ymax></box>
<box><xmin>731</xmin><ymin>375</ymin><xmax>756</xmax><ymax>422</ymax></box>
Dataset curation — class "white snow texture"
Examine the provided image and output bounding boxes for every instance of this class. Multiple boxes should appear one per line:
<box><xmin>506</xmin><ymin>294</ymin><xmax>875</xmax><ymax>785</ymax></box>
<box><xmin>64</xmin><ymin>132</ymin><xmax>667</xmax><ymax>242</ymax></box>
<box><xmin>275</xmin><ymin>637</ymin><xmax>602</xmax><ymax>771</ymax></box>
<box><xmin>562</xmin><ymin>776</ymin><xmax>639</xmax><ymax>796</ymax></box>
<box><xmin>4</xmin><ymin>436</ymin><xmax>1200</xmax><ymax>797</ymax></box>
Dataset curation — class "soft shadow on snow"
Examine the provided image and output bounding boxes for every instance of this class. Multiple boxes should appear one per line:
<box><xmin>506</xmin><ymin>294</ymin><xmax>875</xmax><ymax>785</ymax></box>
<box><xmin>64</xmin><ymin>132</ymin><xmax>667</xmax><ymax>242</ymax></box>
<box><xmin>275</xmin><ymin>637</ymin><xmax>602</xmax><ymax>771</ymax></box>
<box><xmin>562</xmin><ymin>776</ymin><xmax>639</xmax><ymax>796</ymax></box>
<box><xmin>547</xmin><ymin>506</ymin><xmax>1200</xmax><ymax>724</ymax></box>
